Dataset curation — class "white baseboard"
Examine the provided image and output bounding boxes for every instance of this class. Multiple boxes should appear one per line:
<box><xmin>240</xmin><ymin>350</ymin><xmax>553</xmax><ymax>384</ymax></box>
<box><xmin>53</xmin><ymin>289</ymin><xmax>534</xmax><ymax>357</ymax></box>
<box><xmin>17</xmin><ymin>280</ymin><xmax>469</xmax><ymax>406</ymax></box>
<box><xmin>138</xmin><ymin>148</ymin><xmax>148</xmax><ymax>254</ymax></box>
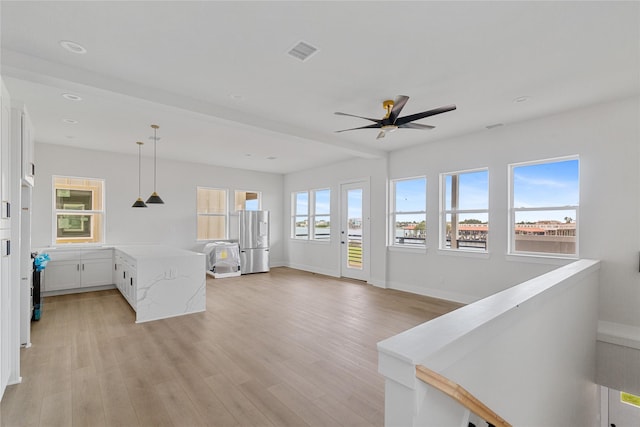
<box><xmin>284</xmin><ymin>262</ymin><xmax>340</xmax><ymax>278</ymax></box>
<box><xmin>386</xmin><ymin>280</ymin><xmax>477</xmax><ymax>304</ymax></box>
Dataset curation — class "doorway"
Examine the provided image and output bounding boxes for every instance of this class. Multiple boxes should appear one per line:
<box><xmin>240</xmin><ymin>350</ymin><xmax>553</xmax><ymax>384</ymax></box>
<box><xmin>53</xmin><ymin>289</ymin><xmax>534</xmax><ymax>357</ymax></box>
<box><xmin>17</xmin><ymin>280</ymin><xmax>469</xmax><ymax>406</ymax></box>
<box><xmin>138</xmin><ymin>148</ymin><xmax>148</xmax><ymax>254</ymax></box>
<box><xmin>340</xmin><ymin>180</ymin><xmax>369</xmax><ymax>281</ymax></box>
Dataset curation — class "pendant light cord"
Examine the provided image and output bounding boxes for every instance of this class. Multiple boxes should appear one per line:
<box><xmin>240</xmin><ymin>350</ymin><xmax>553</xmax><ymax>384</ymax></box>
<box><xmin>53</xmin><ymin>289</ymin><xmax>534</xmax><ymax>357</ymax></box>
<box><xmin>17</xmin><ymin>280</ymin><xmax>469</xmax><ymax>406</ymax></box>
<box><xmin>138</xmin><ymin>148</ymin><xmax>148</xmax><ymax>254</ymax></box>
<box><xmin>153</xmin><ymin>126</ymin><xmax>157</xmax><ymax>192</ymax></box>
<box><xmin>138</xmin><ymin>142</ymin><xmax>142</xmax><ymax>196</ymax></box>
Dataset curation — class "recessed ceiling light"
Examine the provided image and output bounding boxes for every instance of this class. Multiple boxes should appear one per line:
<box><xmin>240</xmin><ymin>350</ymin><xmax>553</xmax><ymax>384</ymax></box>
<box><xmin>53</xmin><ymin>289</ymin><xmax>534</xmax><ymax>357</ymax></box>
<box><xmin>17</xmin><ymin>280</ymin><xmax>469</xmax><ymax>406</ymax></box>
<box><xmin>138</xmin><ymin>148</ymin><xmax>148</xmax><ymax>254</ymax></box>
<box><xmin>59</xmin><ymin>40</ymin><xmax>87</xmax><ymax>54</ymax></box>
<box><xmin>62</xmin><ymin>93</ymin><xmax>82</xmax><ymax>101</ymax></box>
<box><xmin>230</xmin><ymin>94</ymin><xmax>244</xmax><ymax>100</ymax></box>
<box><xmin>266</xmin><ymin>156</ymin><xmax>277</xmax><ymax>160</ymax></box>
<box><xmin>62</xmin><ymin>118</ymin><xmax>78</xmax><ymax>124</ymax></box>
<box><xmin>513</xmin><ymin>96</ymin><xmax>531</xmax><ymax>103</ymax></box>
<box><xmin>245</xmin><ymin>153</ymin><xmax>252</xmax><ymax>157</ymax></box>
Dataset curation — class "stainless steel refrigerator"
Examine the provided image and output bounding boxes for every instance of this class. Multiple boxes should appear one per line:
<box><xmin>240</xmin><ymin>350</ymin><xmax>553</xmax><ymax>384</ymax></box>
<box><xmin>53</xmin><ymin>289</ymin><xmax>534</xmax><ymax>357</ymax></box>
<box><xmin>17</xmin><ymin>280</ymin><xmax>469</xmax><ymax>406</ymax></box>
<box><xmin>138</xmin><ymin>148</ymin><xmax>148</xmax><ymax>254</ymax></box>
<box><xmin>238</xmin><ymin>210</ymin><xmax>270</xmax><ymax>274</ymax></box>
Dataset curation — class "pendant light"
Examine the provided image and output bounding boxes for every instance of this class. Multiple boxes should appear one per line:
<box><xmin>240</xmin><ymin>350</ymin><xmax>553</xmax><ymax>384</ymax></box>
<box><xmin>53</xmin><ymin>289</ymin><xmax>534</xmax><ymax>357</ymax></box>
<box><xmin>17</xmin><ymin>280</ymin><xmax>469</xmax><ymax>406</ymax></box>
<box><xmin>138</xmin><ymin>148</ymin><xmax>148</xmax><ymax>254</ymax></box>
<box><xmin>146</xmin><ymin>124</ymin><xmax>164</xmax><ymax>204</ymax></box>
<box><xmin>132</xmin><ymin>141</ymin><xmax>147</xmax><ymax>208</ymax></box>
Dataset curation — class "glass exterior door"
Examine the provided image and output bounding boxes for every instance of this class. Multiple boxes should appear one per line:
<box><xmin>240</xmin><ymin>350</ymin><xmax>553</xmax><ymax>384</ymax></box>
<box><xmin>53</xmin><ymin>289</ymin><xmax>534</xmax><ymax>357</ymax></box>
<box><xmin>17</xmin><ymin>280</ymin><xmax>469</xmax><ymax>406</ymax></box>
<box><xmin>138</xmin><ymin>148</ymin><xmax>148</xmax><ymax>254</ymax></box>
<box><xmin>341</xmin><ymin>181</ymin><xmax>369</xmax><ymax>281</ymax></box>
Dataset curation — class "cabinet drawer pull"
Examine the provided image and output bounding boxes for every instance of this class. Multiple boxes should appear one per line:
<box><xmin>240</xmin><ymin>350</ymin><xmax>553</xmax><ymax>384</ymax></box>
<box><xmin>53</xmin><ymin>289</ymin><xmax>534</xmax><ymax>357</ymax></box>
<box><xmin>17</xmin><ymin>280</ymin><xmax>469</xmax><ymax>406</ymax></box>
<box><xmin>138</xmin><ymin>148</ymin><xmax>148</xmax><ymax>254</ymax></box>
<box><xmin>2</xmin><ymin>240</ymin><xmax>10</xmax><ymax>257</ymax></box>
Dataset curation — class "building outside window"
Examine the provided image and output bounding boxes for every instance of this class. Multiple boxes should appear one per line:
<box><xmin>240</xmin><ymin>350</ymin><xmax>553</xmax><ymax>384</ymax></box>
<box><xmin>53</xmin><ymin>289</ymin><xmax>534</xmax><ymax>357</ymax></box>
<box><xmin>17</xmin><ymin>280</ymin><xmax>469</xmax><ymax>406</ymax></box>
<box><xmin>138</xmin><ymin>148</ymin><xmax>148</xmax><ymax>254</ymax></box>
<box><xmin>53</xmin><ymin>176</ymin><xmax>105</xmax><ymax>245</ymax></box>
<box><xmin>197</xmin><ymin>187</ymin><xmax>227</xmax><ymax>240</ymax></box>
<box><xmin>313</xmin><ymin>189</ymin><xmax>331</xmax><ymax>240</ymax></box>
<box><xmin>292</xmin><ymin>189</ymin><xmax>331</xmax><ymax>241</ymax></box>
<box><xmin>440</xmin><ymin>169</ymin><xmax>489</xmax><ymax>251</ymax></box>
<box><xmin>390</xmin><ymin>177</ymin><xmax>426</xmax><ymax>247</ymax></box>
<box><xmin>235</xmin><ymin>190</ymin><xmax>261</xmax><ymax>211</ymax></box>
<box><xmin>509</xmin><ymin>157</ymin><xmax>579</xmax><ymax>256</ymax></box>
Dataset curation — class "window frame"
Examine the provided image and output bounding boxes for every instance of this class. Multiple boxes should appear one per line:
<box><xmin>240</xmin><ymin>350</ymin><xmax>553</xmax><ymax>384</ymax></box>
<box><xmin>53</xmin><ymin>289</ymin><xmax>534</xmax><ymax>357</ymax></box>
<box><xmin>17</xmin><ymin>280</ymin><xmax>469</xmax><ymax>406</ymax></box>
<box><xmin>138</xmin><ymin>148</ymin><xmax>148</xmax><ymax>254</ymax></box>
<box><xmin>234</xmin><ymin>190</ymin><xmax>262</xmax><ymax>212</ymax></box>
<box><xmin>291</xmin><ymin>191</ymin><xmax>310</xmax><ymax>240</ymax></box>
<box><xmin>389</xmin><ymin>176</ymin><xmax>427</xmax><ymax>248</ymax></box>
<box><xmin>439</xmin><ymin>168</ymin><xmax>489</xmax><ymax>253</ymax></box>
<box><xmin>311</xmin><ymin>188</ymin><xmax>331</xmax><ymax>241</ymax></box>
<box><xmin>52</xmin><ymin>175</ymin><xmax>105</xmax><ymax>245</ymax></box>
<box><xmin>291</xmin><ymin>188</ymin><xmax>331</xmax><ymax>242</ymax></box>
<box><xmin>508</xmin><ymin>156</ymin><xmax>579</xmax><ymax>258</ymax></box>
<box><xmin>196</xmin><ymin>186</ymin><xmax>228</xmax><ymax>241</ymax></box>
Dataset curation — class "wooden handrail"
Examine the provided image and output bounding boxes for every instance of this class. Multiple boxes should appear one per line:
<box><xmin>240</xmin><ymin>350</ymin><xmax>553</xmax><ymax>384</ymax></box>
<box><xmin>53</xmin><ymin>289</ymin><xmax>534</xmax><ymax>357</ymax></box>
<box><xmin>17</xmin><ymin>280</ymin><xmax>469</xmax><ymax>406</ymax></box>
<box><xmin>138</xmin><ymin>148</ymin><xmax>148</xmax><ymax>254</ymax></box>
<box><xmin>415</xmin><ymin>364</ymin><xmax>512</xmax><ymax>427</ymax></box>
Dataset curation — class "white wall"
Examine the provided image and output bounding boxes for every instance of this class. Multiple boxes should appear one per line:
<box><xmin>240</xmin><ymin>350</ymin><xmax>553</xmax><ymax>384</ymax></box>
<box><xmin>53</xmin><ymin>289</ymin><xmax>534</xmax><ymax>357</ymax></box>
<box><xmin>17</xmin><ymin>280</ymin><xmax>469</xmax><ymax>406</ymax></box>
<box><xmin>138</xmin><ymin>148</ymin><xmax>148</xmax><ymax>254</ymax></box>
<box><xmin>283</xmin><ymin>156</ymin><xmax>388</xmax><ymax>284</ymax></box>
<box><xmin>378</xmin><ymin>260</ymin><xmax>601</xmax><ymax>426</ymax></box>
<box><xmin>386</xmin><ymin>96</ymin><xmax>640</xmax><ymax>326</ymax></box>
<box><xmin>32</xmin><ymin>143</ymin><xmax>284</xmax><ymax>265</ymax></box>
<box><xmin>284</xmin><ymin>97</ymin><xmax>640</xmax><ymax>328</ymax></box>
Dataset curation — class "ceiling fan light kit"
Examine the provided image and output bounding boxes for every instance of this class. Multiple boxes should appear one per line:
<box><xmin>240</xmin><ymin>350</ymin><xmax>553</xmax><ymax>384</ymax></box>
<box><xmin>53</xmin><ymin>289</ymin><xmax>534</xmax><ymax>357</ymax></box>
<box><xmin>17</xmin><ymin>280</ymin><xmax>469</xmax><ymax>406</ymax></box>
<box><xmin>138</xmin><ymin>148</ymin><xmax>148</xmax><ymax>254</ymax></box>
<box><xmin>335</xmin><ymin>95</ymin><xmax>456</xmax><ymax>140</ymax></box>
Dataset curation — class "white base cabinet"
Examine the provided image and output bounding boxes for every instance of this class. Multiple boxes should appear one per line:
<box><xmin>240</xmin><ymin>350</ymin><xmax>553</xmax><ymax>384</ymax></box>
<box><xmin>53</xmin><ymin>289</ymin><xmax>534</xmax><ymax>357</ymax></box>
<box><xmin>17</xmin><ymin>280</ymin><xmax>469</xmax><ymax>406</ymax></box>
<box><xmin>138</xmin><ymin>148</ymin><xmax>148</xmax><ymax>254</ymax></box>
<box><xmin>114</xmin><ymin>246</ymin><xmax>205</xmax><ymax>323</ymax></box>
<box><xmin>43</xmin><ymin>249</ymin><xmax>113</xmax><ymax>292</ymax></box>
<box><xmin>114</xmin><ymin>252</ymin><xmax>136</xmax><ymax>310</ymax></box>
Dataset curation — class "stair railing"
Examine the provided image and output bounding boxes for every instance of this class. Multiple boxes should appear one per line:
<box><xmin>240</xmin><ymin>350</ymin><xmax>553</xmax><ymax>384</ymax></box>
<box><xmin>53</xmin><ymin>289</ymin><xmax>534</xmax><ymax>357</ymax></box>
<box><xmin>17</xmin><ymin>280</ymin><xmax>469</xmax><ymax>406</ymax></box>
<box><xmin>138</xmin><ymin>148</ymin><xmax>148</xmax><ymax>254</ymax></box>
<box><xmin>415</xmin><ymin>364</ymin><xmax>512</xmax><ymax>427</ymax></box>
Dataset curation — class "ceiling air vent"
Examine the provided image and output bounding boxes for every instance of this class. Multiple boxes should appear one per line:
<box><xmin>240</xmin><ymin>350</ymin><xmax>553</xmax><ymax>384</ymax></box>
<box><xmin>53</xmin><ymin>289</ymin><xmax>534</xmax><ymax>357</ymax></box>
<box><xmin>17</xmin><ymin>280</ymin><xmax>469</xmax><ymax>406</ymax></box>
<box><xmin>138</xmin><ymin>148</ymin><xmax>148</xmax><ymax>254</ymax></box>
<box><xmin>287</xmin><ymin>41</ymin><xmax>318</xmax><ymax>61</ymax></box>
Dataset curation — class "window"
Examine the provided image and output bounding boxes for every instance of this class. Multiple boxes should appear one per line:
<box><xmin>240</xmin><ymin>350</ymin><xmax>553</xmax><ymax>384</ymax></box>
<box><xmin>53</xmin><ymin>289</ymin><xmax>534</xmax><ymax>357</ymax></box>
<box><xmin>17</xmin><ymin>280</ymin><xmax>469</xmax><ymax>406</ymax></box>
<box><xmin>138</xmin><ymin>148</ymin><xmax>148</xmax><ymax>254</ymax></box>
<box><xmin>390</xmin><ymin>177</ymin><xmax>426</xmax><ymax>246</ymax></box>
<box><xmin>440</xmin><ymin>169</ymin><xmax>489</xmax><ymax>251</ymax></box>
<box><xmin>292</xmin><ymin>191</ymin><xmax>309</xmax><ymax>239</ymax></box>
<box><xmin>235</xmin><ymin>190</ymin><xmax>261</xmax><ymax>211</ymax></box>
<box><xmin>197</xmin><ymin>187</ymin><xmax>227</xmax><ymax>240</ymax></box>
<box><xmin>291</xmin><ymin>188</ymin><xmax>331</xmax><ymax>241</ymax></box>
<box><xmin>54</xmin><ymin>176</ymin><xmax>104</xmax><ymax>244</ymax></box>
<box><xmin>313</xmin><ymin>189</ymin><xmax>331</xmax><ymax>240</ymax></box>
<box><xmin>509</xmin><ymin>157</ymin><xmax>579</xmax><ymax>256</ymax></box>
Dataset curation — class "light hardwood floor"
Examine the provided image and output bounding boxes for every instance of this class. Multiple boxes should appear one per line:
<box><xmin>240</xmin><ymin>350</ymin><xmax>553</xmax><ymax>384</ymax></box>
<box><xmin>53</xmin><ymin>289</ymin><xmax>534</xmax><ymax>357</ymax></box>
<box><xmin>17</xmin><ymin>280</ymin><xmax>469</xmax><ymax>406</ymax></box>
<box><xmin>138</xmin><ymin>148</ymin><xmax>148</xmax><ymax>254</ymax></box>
<box><xmin>1</xmin><ymin>267</ymin><xmax>462</xmax><ymax>427</ymax></box>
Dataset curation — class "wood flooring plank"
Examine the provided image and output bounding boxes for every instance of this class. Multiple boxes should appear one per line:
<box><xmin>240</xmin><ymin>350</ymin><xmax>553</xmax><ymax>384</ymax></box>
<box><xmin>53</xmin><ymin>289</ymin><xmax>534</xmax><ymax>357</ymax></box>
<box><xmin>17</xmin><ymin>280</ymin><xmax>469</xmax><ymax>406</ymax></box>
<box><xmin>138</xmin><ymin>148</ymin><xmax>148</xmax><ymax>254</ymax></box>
<box><xmin>96</xmin><ymin>366</ymin><xmax>139</xmax><ymax>427</ymax></box>
<box><xmin>154</xmin><ymin>380</ymin><xmax>208</xmax><ymax>427</ymax></box>
<box><xmin>2</xmin><ymin>267</ymin><xmax>462</xmax><ymax>427</ymax></box>
<box><xmin>237</xmin><ymin>379</ymin><xmax>310</xmax><ymax>427</ymax></box>
<box><xmin>71</xmin><ymin>366</ymin><xmax>106</xmax><ymax>427</ymax></box>
<box><xmin>204</xmin><ymin>374</ymin><xmax>276</xmax><ymax>427</ymax></box>
<box><xmin>268</xmin><ymin>382</ymin><xmax>341</xmax><ymax>426</ymax></box>
<box><xmin>39</xmin><ymin>390</ymin><xmax>72</xmax><ymax>427</ymax></box>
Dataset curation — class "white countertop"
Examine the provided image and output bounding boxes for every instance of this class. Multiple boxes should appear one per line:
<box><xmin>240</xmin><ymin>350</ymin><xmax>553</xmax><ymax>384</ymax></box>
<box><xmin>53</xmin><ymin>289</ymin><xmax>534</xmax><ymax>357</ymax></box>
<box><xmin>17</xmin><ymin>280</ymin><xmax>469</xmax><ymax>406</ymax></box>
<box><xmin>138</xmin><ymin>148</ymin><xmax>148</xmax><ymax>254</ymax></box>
<box><xmin>115</xmin><ymin>245</ymin><xmax>202</xmax><ymax>259</ymax></box>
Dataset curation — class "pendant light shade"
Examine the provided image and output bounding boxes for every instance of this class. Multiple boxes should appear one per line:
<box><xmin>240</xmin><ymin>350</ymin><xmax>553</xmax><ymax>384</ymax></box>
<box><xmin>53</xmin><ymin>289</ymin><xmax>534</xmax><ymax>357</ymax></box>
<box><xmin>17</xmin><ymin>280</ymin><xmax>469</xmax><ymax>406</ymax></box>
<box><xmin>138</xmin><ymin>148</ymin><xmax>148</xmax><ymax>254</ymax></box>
<box><xmin>146</xmin><ymin>124</ymin><xmax>164</xmax><ymax>204</ymax></box>
<box><xmin>132</xmin><ymin>141</ymin><xmax>147</xmax><ymax>208</ymax></box>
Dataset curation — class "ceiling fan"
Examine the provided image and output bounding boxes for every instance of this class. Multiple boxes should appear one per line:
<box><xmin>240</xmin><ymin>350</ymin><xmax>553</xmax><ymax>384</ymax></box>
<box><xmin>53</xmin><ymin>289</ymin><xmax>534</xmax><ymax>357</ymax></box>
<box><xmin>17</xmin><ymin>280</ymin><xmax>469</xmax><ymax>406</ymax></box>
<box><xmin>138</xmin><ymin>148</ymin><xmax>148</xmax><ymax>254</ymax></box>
<box><xmin>335</xmin><ymin>95</ymin><xmax>456</xmax><ymax>140</ymax></box>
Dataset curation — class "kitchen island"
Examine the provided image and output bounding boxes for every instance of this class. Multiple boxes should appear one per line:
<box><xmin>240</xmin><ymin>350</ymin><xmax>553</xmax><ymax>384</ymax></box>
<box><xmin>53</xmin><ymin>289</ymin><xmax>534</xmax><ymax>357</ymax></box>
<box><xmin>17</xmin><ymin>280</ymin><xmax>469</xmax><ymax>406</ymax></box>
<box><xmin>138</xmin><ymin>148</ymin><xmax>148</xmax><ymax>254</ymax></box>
<box><xmin>114</xmin><ymin>245</ymin><xmax>206</xmax><ymax>323</ymax></box>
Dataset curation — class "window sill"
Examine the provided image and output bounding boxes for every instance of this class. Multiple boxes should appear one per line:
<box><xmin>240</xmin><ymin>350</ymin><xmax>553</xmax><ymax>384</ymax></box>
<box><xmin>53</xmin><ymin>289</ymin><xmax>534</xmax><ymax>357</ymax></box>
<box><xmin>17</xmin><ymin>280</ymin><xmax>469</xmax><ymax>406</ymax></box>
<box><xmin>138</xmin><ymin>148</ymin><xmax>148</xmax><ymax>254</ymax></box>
<box><xmin>388</xmin><ymin>245</ymin><xmax>427</xmax><ymax>254</ymax></box>
<box><xmin>290</xmin><ymin>239</ymin><xmax>331</xmax><ymax>245</ymax></box>
<box><xmin>437</xmin><ymin>248</ymin><xmax>490</xmax><ymax>259</ymax></box>
<box><xmin>505</xmin><ymin>253</ymin><xmax>577</xmax><ymax>265</ymax></box>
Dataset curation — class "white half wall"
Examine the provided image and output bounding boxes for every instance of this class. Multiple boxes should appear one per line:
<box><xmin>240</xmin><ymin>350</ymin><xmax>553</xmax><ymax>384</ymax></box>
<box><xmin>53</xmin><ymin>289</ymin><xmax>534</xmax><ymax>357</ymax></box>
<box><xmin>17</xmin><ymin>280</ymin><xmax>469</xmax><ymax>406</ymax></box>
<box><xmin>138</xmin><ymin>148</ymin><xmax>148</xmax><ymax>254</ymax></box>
<box><xmin>32</xmin><ymin>143</ymin><xmax>284</xmax><ymax>265</ymax></box>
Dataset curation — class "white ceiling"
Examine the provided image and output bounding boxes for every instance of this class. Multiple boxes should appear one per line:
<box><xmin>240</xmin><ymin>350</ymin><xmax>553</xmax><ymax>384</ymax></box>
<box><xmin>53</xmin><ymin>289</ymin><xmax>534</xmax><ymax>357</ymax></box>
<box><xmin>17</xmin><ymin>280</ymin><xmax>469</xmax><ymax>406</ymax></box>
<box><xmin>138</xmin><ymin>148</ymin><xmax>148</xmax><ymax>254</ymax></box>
<box><xmin>1</xmin><ymin>1</ymin><xmax>638</xmax><ymax>174</ymax></box>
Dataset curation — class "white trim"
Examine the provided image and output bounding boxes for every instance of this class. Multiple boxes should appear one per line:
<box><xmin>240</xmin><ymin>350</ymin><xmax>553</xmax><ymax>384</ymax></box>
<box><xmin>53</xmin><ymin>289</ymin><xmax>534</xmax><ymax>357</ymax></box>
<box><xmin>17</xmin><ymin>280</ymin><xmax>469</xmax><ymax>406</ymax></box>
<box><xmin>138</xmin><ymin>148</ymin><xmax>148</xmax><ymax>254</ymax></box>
<box><xmin>598</xmin><ymin>321</ymin><xmax>640</xmax><ymax>350</ymax></box>
<box><xmin>437</xmin><ymin>248</ymin><xmax>490</xmax><ymax>259</ymax></box>
<box><xmin>386</xmin><ymin>279</ymin><xmax>477</xmax><ymax>305</ymax></box>
<box><xmin>505</xmin><ymin>253</ymin><xmax>575</xmax><ymax>265</ymax></box>
<box><xmin>508</xmin><ymin>155</ymin><xmax>580</xmax><ymax>257</ymax></box>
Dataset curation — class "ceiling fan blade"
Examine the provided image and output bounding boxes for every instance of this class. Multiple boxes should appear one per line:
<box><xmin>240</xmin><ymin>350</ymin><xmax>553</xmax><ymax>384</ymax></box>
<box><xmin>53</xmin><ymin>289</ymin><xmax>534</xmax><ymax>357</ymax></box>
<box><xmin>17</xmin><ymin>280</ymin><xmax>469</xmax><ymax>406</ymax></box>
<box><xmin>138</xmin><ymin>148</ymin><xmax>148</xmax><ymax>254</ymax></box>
<box><xmin>398</xmin><ymin>122</ymin><xmax>435</xmax><ymax>130</ymax></box>
<box><xmin>335</xmin><ymin>123</ymin><xmax>382</xmax><ymax>133</ymax></box>
<box><xmin>334</xmin><ymin>112</ymin><xmax>382</xmax><ymax>123</ymax></box>
<box><xmin>395</xmin><ymin>104</ymin><xmax>456</xmax><ymax>126</ymax></box>
<box><xmin>376</xmin><ymin>130</ymin><xmax>386</xmax><ymax>140</ymax></box>
<box><xmin>388</xmin><ymin>95</ymin><xmax>409</xmax><ymax>123</ymax></box>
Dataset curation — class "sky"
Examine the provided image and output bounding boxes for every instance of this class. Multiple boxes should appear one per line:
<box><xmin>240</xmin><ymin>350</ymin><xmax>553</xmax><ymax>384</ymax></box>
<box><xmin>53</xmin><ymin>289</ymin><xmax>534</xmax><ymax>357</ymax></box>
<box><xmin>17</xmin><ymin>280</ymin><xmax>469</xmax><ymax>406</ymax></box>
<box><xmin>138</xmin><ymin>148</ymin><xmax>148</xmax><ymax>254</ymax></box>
<box><xmin>393</xmin><ymin>158</ymin><xmax>579</xmax><ymax>224</ymax></box>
